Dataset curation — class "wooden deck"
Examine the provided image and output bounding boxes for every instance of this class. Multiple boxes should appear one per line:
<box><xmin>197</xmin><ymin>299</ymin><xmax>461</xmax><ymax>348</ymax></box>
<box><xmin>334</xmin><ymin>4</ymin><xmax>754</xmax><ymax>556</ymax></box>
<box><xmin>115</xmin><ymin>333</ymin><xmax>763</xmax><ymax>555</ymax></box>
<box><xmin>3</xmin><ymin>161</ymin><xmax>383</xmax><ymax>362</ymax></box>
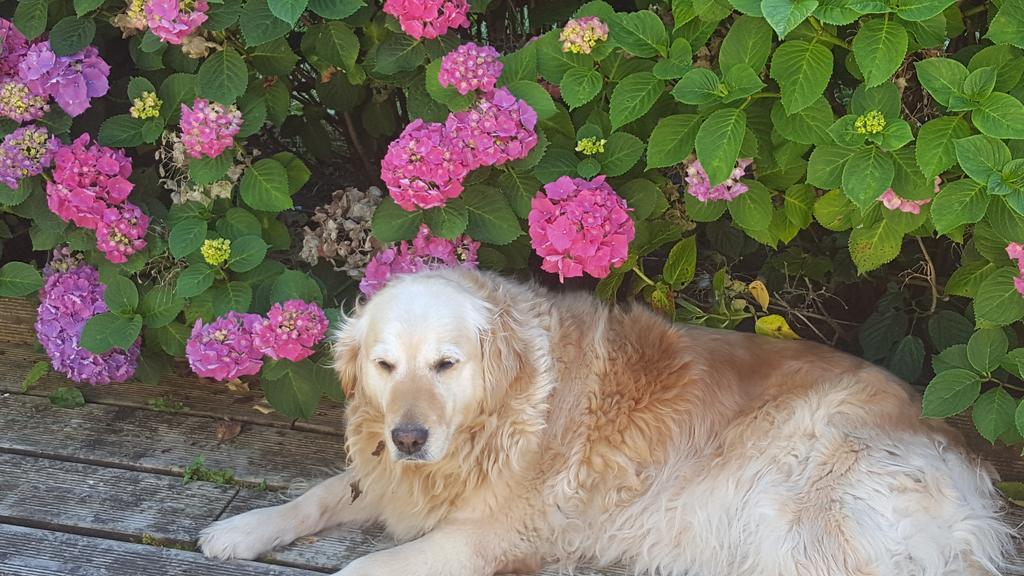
<box><xmin>0</xmin><ymin>296</ymin><xmax>1020</xmax><ymax>575</ymax></box>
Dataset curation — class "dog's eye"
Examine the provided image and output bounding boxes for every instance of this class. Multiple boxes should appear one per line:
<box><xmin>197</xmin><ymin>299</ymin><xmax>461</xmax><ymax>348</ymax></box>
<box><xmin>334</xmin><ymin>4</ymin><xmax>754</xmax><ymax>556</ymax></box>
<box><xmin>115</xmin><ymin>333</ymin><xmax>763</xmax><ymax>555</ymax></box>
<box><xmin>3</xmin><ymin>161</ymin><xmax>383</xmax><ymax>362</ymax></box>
<box><xmin>434</xmin><ymin>359</ymin><xmax>457</xmax><ymax>372</ymax></box>
<box><xmin>376</xmin><ymin>360</ymin><xmax>394</xmax><ymax>373</ymax></box>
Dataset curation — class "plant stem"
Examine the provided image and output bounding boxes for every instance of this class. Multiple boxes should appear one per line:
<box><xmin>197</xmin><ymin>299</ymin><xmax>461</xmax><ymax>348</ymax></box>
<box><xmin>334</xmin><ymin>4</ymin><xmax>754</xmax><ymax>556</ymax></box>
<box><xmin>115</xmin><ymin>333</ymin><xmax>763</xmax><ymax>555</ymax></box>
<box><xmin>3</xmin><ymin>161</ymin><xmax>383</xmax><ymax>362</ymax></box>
<box><xmin>632</xmin><ymin>265</ymin><xmax>656</xmax><ymax>287</ymax></box>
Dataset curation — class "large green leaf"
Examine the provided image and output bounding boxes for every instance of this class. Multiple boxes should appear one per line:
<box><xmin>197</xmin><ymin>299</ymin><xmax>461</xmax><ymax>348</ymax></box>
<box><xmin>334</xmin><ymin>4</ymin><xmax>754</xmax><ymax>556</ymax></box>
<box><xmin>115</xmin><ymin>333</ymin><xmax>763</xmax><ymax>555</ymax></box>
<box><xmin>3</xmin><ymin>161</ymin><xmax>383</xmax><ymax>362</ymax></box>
<box><xmin>973</xmin><ymin>92</ymin><xmax>1024</xmax><ymax>139</ymax></box>
<box><xmin>140</xmin><ymin>286</ymin><xmax>185</xmax><ymax>329</ymax></box>
<box><xmin>973</xmin><ymin>387</ymin><xmax>1016</xmax><ymax>443</ymax></box>
<box><xmin>81</xmin><ymin>313</ymin><xmax>142</xmax><ymax>354</ymax></box>
<box><xmin>849</xmin><ymin>217</ymin><xmax>903</xmax><ymax>273</ymax></box>
<box><xmin>611</xmin><ymin>10</ymin><xmax>669</xmax><ymax>58</ymax></box>
<box><xmin>894</xmin><ymin>0</ymin><xmax>955</xmax><ymax>20</ymax></box>
<box><xmin>269</xmin><ymin>0</ymin><xmax>308</xmax><ymax>24</ymax></box>
<box><xmin>375</xmin><ymin>33</ymin><xmax>427</xmax><ymax>75</ymax></box>
<box><xmin>955</xmin><ymin>134</ymin><xmax>1011</xmax><ymax>184</ymax></box>
<box><xmin>308</xmin><ymin>0</ymin><xmax>365</xmax><ymax>18</ymax></box>
<box><xmin>663</xmin><ymin>236</ymin><xmax>698</xmax><ymax>288</ymax></box>
<box><xmin>887</xmin><ymin>335</ymin><xmax>925</xmax><ymax>382</ymax></box>
<box><xmin>239</xmin><ymin>0</ymin><xmax>292</xmax><ymax>46</ymax></box>
<box><xmin>852</xmin><ymin>16</ymin><xmax>908</xmax><ymax>87</ymax></box>
<box><xmin>49</xmin><ymin>16</ymin><xmax>95</xmax><ymax>57</ymax></box>
<box><xmin>914</xmin><ymin>58</ymin><xmax>967</xmax><ymax>107</ymax></box>
<box><xmin>13</xmin><ymin>0</ymin><xmax>48</xmax><ymax>39</ymax></box>
<box><xmin>609</xmin><ymin>72</ymin><xmax>665</xmax><ymax>130</ymax></box>
<box><xmin>695</xmin><ymin>108</ymin><xmax>747</xmax><ymax>185</ymax></box>
<box><xmin>987</xmin><ymin>0</ymin><xmax>1024</xmax><ymax>49</ymax></box>
<box><xmin>507</xmin><ymin>81</ymin><xmax>557</xmax><ymax>120</ymax></box>
<box><xmin>227</xmin><ymin>236</ymin><xmax>269</xmax><ymax>273</ymax></box>
<box><xmin>560</xmin><ymin>67</ymin><xmax>604</xmax><ymax>109</ymax></box>
<box><xmin>729</xmin><ymin>180</ymin><xmax>774</xmax><ymax>230</ymax></box>
<box><xmin>771</xmin><ymin>39</ymin><xmax>834</xmax><ymax>113</ymax></box>
<box><xmin>762</xmin><ymin>0</ymin><xmax>819</xmax><ymax>38</ymax></box>
<box><xmin>304</xmin><ymin>22</ymin><xmax>360</xmax><ymax>70</ymax></box>
<box><xmin>974</xmin><ymin>267</ymin><xmax>1024</xmax><ymax>326</ymax></box>
<box><xmin>807</xmin><ymin>144</ymin><xmax>858</xmax><ymax>188</ymax></box>
<box><xmin>211</xmin><ymin>282</ymin><xmax>254</xmax><ymax>316</ymax></box>
<box><xmin>931</xmin><ymin>180</ymin><xmax>990</xmax><ymax>234</ymax></box>
<box><xmin>196</xmin><ymin>48</ymin><xmax>248</xmax><ymax>104</ymax></box>
<box><xmin>102</xmin><ymin>275</ymin><xmax>139</xmax><ymax>315</ymax></box>
<box><xmin>772</xmin><ymin>99</ymin><xmax>834</xmax><ymax>145</ymax></box>
<box><xmin>967</xmin><ymin>328</ymin><xmax>1009</xmax><ymax>374</ymax></box>
<box><xmin>175</xmin><ymin>263</ymin><xmax>216</xmax><ymax>299</ymax></box>
<box><xmin>916</xmin><ymin>116</ymin><xmax>971</xmax><ymax>178</ymax></box>
<box><xmin>371</xmin><ymin>197</ymin><xmax>424</xmax><ymax>242</ymax></box>
<box><xmin>599</xmin><ymin>132</ymin><xmax>645</xmax><ymax>177</ymax></box>
<box><xmin>424</xmin><ymin>198</ymin><xmax>469</xmax><ymax>239</ymax></box>
<box><xmin>720</xmin><ymin>15</ymin><xmax>774</xmax><ymax>72</ymax></box>
<box><xmin>262</xmin><ymin>360</ymin><xmax>322</xmax><ymax>420</ymax></box>
<box><xmin>921</xmin><ymin>369</ymin><xmax>981</xmax><ymax>418</ymax></box>
<box><xmin>169</xmin><ymin>218</ymin><xmax>209</xmax><ymax>259</ymax></box>
<box><xmin>240</xmin><ymin>159</ymin><xmax>291</xmax><ymax>211</ymax></box>
<box><xmin>842</xmin><ymin>147</ymin><xmax>894</xmax><ymax>209</ymax></box>
<box><xmin>462</xmin><ymin>186</ymin><xmax>522</xmax><ymax>245</ymax></box>
<box><xmin>647</xmin><ymin>114</ymin><xmax>700</xmax><ymax>169</ymax></box>
<box><xmin>0</xmin><ymin>262</ymin><xmax>43</xmax><ymax>297</ymax></box>
<box><xmin>672</xmin><ymin>69</ymin><xmax>723</xmax><ymax>105</ymax></box>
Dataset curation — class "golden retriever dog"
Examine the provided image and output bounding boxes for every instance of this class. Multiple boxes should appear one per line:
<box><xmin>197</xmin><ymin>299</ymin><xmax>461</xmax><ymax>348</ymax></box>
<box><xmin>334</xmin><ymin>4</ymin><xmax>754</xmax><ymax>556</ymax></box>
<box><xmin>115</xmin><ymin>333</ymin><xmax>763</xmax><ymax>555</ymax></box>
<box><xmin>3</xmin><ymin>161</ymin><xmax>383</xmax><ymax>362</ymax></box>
<box><xmin>199</xmin><ymin>268</ymin><xmax>1014</xmax><ymax>575</ymax></box>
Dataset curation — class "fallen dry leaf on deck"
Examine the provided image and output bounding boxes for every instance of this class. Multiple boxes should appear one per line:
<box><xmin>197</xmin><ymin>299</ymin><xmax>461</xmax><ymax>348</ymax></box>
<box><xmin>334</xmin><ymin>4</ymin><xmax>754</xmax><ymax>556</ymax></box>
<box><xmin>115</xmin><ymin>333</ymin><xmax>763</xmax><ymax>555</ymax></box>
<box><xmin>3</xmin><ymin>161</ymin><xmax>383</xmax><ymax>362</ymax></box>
<box><xmin>253</xmin><ymin>401</ymin><xmax>275</xmax><ymax>415</ymax></box>
<box><xmin>216</xmin><ymin>421</ymin><xmax>242</xmax><ymax>442</ymax></box>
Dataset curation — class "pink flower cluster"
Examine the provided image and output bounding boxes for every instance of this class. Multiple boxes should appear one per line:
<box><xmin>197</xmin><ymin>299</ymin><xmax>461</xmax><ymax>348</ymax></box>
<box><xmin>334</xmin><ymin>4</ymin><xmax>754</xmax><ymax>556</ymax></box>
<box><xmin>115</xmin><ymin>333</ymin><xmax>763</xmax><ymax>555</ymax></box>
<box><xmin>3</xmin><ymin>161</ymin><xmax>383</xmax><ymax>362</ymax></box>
<box><xmin>144</xmin><ymin>0</ymin><xmax>209</xmax><ymax>44</ymax></box>
<box><xmin>381</xmin><ymin>88</ymin><xmax>538</xmax><ymax>211</ymax></box>
<box><xmin>35</xmin><ymin>251</ymin><xmax>140</xmax><ymax>385</ymax></box>
<box><xmin>383</xmin><ymin>0</ymin><xmax>469</xmax><ymax>40</ymax></box>
<box><xmin>186</xmin><ymin>301</ymin><xmax>328</xmax><ymax>381</ymax></box>
<box><xmin>438</xmin><ymin>43</ymin><xmax>503</xmax><ymax>95</ymax></box>
<box><xmin>47</xmin><ymin>134</ymin><xmax>149</xmax><ymax>263</ymax></box>
<box><xmin>878</xmin><ymin>177</ymin><xmax>940</xmax><ymax>215</ymax></box>
<box><xmin>179</xmin><ymin>98</ymin><xmax>243</xmax><ymax>159</ymax></box>
<box><xmin>0</xmin><ymin>125</ymin><xmax>57</xmax><ymax>189</ymax></box>
<box><xmin>17</xmin><ymin>42</ymin><xmax>110</xmax><ymax>117</ymax></box>
<box><xmin>360</xmin><ymin>224</ymin><xmax>480</xmax><ymax>296</ymax></box>
<box><xmin>684</xmin><ymin>158</ymin><xmax>753</xmax><ymax>203</ymax></box>
<box><xmin>528</xmin><ymin>176</ymin><xmax>634</xmax><ymax>281</ymax></box>
<box><xmin>0</xmin><ymin>18</ymin><xmax>29</xmax><ymax>77</ymax></box>
<box><xmin>1007</xmin><ymin>243</ymin><xmax>1024</xmax><ymax>297</ymax></box>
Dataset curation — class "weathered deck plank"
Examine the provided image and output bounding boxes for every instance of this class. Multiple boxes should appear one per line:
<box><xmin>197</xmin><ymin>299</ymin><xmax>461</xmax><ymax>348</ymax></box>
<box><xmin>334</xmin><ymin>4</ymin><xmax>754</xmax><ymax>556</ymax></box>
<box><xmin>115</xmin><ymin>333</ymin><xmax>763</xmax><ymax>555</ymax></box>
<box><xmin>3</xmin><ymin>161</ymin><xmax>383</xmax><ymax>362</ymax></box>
<box><xmin>0</xmin><ymin>394</ymin><xmax>344</xmax><ymax>489</ymax></box>
<box><xmin>0</xmin><ymin>453</ymin><xmax>236</xmax><ymax>545</ymax></box>
<box><xmin>0</xmin><ymin>297</ymin><xmax>41</xmax><ymax>346</ymax></box>
<box><xmin>0</xmin><ymin>523</ymin><xmax>321</xmax><ymax>576</ymax></box>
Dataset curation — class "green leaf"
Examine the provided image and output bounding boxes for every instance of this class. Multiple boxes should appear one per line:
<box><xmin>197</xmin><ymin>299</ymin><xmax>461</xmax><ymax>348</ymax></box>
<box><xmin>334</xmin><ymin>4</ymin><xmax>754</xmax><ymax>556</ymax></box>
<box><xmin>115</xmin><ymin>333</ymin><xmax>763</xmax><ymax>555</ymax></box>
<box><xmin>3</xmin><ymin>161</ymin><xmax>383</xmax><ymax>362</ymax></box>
<box><xmin>915</xmin><ymin>117</ymin><xmax>971</xmax><ymax>178</ymax></box>
<box><xmin>729</xmin><ymin>180</ymin><xmax>774</xmax><ymax>230</ymax></box>
<box><xmin>102</xmin><ymin>275</ymin><xmax>139</xmax><ymax>314</ymax></box>
<box><xmin>972</xmin><ymin>92</ymin><xmax>1024</xmax><ymax>139</ymax></box>
<box><xmin>262</xmin><ymin>361</ymin><xmax>322</xmax><ymax>420</ymax></box>
<box><xmin>239</xmin><ymin>0</ymin><xmax>292</xmax><ymax>46</ymax></box>
<box><xmin>827</xmin><ymin>115</ymin><xmax>866</xmax><ymax>147</ymax></box>
<box><xmin>852</xmin><ymin>17</ymin><xmax>908</xmax><ymax>87</ymax></box>
<box><xmin>771</xmin><ymin>39</ymin><xmax>834</xmax><ymax>113</ymax></box>
<box><xmin>424</xmin><ymin>199</ymin><xmax>469</xmax><ymax>239</ymax></box>
<box><xmin>663</xmin><ymin>236</ymin><xmax>698</xmax><ymax>288</ymax></box>
<box><xmin>598</xmin><ymin>132</ymin><xmax>645</xmax><ymax>177</ymax></box>
<box><xmin>771</xmin><ymin>98</ymin><xmax>834</xmax><ymax>145</ymax></box>
<box><xmin>842</xmin><ymin>147</ymin><xmax>894</xmax><ymax>209</ymax></box>
<box><xmin>14</xmin><ymin>0</ymin><xmax>48</xmax><ymax>40</ymax></box>
<box><xmin>211</xmin><ymin>282</ymin><xmax>253</xmax><ymax>316</ymax></box>
<box><xmin>578</xmin><ymin>158</ymin><xmax>602</xmax><ymax>178</ymax></box>
<box><xmin>227</xmin><ymin>236</ymin><xmax>269</xmax><ymax>273</ymax></box>
<box><xmin>695</xmin><ymin>108</ymin><xmax>747</xmax><ymax>185</ymax></box>
<box><xmin>49</xmin><ymin>16</ymin><xmax>96</xmax><ymax>57</ymax></box>
<box><xmin>197</xmin><ymin>48</ymin><xmax>248</xmax><ymax>105</ymax></box>
<box><xmin>849</xmin><ymin>217</ymin><xmax>903</xmax><ymax>273</ymax></box>
<box><xmin>175</xmin><ymin>263</ymin><xmax>216</xmax><ymax>298</ymax></box>
<box><xmin>875</xmin><ymin>119</ymin><xmax>913</xmax><ymax>150</ymax></box>
<box><xmin>933</xmin><ymin>344</ymin><xmax>971</xmax><ymax>373</ymax></box>
<box><xmin>859</xmin><ymin>308</ymin><xmax>908</xmax><ymax>360</ymax></box>
<box><xmin>968</xmin><ymin>45</ymin><xmax>1024</xmax><ymax>93</ymax></box>
<box><xmin>973</xmin><ymin>387</ymin><xmax>1016</xmax><ymax>443</ymax></box>
<box><xmin>140</xmin><ymin>286</ymin><xmax>185</xmax><ymax>329</ymax></box>
<box><xmin>74</xmin><ymin>0</ymin><xmax>105</xmax><ymax>16</ymax></box>
<box><xmin>609</xmin><ymin>72</ymin><xmax>665</xmax><ymax>130</ymax></box>
<box><xmin>249</xmin><ymin>38</ymin><xmax>300</xmax><ymax>76</ymax></box>
<box><xmin>169</xmin><ymin>218</ymin><xmax>209</xmax><ymax>259</ymax></box>
<box><xmin>536</xmin><ymin>31</ymin><xmax>591</xmax><ymax>84</ymax></box>
<box><xmin>308</xmin><ymin>0</ymin><xmax>365</xmax><ymax>18</ymax></box>
<box><xmin>371</xmin><ymin>197</ymin><xmax>424</xmax><ymax>242</ymax></box>
<box><xmin>424</xmin><ymin>59</ymin><xmax>476</xmax><ymax>112</ymax></box>
<box><xmin>375</xmin><ymin>33</ymin><xmax>427</xmax><ymax>75</ymax></box>
<box><xmin>97</xmin><ymin>115</ymin><xmax>150</xmax><ymax>148</ymax></box>
<box><xmin>560</xmin><ymin>67</ymin><xmax>604</xmax><ymax>109</ymax></box>
<box><xmin>205</xmin><ymin>0</ymin><xmax>244</xmax><ymax>31</ymax></box>
<box><xmin>720</xmin><ymin>15</ymin><xmax>774</xmax><ymax>73</ymax></box>
<box><xmin>722</xmin><ymin>64</ymin><xmax>766</xmax><ymax>102</ymax></box>
<box><xmin>652</xmin><ymin>38</ymin><xmax>693</xmax><ymax>79</ymax></box>
<box><xmin>462</xmin><ymin>185</ymin><xmax>522</xmax><ymax>245</ymax></box>
<box><xmin>49</xmin><ymin>388</ymin><xmax>85</xmax><ymax>409</ymax></box>
<box><xmin>21</xmin><ymin>360</ymin><xmax>50</xmax><ymax>392</ymax></box>
<box><xmin>240</xmin><ymin>159</ymin><xmax>291</xmax><ymax>211</ymax></box>
<box><xmin>932</xmin><ymin>180</ymin><xmax>989</xmax><ymax>234</ymax></box>
<box><xmin>672</xmin><ymin>68</ymin><xmax>723</xmax><ymax>105</ymax></box>
<box><xmin>886</xmin><ymin>335</ymin><xmax>925</xmax><ymax>382</ymax></box>
<box><xmin>507</xmin><ymin>81</ymin><xmax>556</xmax><ymax>120</ymax></box>
<box><xmin>686</xmin><ymin>194</ymin><xmax>728</xmax><ymax>221</ymax></box>
<box><xmin>189</xmin><ymin>154</ymin><xmax>234</xmax><ymax>186</ymax></box>
<box><xmin>987</xmin><ymin>0</ymin><xmax>1024</xmax><ymax>49</ymax></box>
<box><xmin>271</xmin><ymin>270</ymin><xmax>323</xmax><ymax>304</ymax></box>
<box><xmin>974</xmin><ymin>267</ymin><xmax>1024</xmax><ymax>326</ymax></box>
<box><xmin>967</xmin><ymin>328</ymin><xmax>1009</xmax><ymax>373</ymax></box>
<box><xmin>914</xmin><ymin>58</ymin><xmax>968</xmax><ymax>107</ymax></box>
<box><xmin>1004</xmin><ymin>348</ymin><xmax>1024</xmax><ymax>379</ymax></box>
<box><xmin>814</xmin><ymin>189</ymin><xmax>856</xmax><ymax>230</ymax></box>
<box><xmin>0</xmin><ymin>262</ymin><xmax>42</xmax><ymax>297</ymax></box>
<box><xmin>612</xmin><ymin>10</ymin><xmax>669</xmax><ymax>58</ymax></box>
<box><xmin>269</xmin><ymin>0</ymin><xmax>308</xmax><ymax>23</ymax></box>
<box><xmin>81</xmin><ymin>312</ymin><xmax>143</xmax><ymax>354</ymax></box>
<box><xmin>618</xmin><ymin>179</ymin><xmax>663</xmax><ymax>220</ymax></box>
<box><xmin>955</xmin><ymin>134</ymin><xmax>1011</xmax><ymax>184</ymax></box>
<box><xmin>304</xmin><ymin>22</ymin><xmax>359</xmax><ymax>69</ymax></box>
<box><xmin>928</xmin><ymin>311</ymin><xmax>974</xmax><ymax>350</ymax></box>
<box><xmin>762</xmin><ymin>0</ymin><xmax>819</xmax><ymax>38</ymax></box>
<box><xmin>647</xmin><ymin>114</ymin><xmax>700</xmax><ymax>169</ymax></box>
<box><xmin>921</xmin><ymin>369</ymin><xmax>981</xmax><ymax>418</ymax></box>
<box><xmin>961</xmin><ymin>66</ymin><xmax>997</xmax><ymax>102</ymax></box>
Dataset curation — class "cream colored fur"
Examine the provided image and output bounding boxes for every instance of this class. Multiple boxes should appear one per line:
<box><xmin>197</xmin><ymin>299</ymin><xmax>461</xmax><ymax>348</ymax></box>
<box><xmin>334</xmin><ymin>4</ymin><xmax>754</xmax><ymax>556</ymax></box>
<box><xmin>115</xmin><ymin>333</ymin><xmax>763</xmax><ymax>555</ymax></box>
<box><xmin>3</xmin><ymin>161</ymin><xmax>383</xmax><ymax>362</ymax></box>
<box><xmin>199</xmin><ymin>269</ymin><xmax>1016</xmax><ymax>576</ymax></box>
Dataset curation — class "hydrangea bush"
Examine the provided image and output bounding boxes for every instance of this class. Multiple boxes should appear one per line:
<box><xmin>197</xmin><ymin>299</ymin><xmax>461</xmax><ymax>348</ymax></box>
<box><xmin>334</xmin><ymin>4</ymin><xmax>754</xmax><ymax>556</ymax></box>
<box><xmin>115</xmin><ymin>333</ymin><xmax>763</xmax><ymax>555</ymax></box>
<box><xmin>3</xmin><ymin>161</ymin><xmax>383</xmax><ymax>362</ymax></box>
<box><xmin>0</xmin><ymin>0</ymin><xmax>1022</xmax><ymax>445</ymax></box>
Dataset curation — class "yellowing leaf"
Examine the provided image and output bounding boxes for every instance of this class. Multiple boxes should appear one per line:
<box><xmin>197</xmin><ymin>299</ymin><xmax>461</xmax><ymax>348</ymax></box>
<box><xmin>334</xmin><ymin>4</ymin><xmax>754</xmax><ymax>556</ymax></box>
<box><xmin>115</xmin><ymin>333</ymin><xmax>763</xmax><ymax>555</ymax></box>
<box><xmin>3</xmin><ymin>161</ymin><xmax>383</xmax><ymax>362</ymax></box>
<box><xmin>755</xmin><ymin>314</ymin><xmax>801</xmax><ymax>340</ymax></box>
<box><xmin>748</xmin><ymin>280</ymin><xmax>770</xmax><ymax>311</ymax></box>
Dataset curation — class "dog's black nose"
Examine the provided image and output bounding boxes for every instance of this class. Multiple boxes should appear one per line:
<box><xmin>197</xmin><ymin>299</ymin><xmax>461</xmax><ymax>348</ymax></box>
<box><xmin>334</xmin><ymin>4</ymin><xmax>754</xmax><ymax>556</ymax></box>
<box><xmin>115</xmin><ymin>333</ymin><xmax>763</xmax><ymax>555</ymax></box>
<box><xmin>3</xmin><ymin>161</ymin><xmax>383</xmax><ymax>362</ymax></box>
<box><xmin>391</xmin><ymin>425</ymin><xmax>428</xmax><ymax>455</ymax></box>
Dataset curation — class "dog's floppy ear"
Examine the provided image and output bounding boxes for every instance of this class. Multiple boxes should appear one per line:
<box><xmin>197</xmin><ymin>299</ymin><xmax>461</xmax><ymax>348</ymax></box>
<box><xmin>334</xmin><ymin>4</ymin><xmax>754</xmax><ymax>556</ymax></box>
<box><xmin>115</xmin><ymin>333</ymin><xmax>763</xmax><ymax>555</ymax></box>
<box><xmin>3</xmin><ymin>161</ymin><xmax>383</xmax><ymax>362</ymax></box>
<box><xmin>477</xmin><ymin>279</ymin><xmax>534</xmax><ymax>403</ymax></box>
<box><xmin>332</xmin><ymin>307</ymin><xmax>364</xmax><ymax>400</ymax></box>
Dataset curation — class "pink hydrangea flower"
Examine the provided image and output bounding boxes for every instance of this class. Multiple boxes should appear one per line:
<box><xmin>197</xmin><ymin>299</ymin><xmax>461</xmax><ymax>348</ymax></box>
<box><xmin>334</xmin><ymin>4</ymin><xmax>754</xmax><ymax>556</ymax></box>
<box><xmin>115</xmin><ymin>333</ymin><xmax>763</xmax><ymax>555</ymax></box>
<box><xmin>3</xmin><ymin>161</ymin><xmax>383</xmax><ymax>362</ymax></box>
<box><xmin>1007</xmin><ymin>243</ymin><xmax>1024</xmax><ymax>297</ymax></box>
<box><xmin>684</xmin><ymin>158</ymin><xmax>753</xmax><ymax>203</ymax></box>
<box><xmin>438</xmin><ymin>43</ymin><xmax>503</xmax><ymax>95</ymax></box>
<box><xmin>0</xmin><ymin>79</ymin><xmax>49</xmax><ymax>122</ymax></box>
<box><xmin>382</xmin><ymin>0</ymin><xmax>469</xmax><ymax>40</ymax></box>
<box><xmin>35</xmin><ymin>253</ymin><xmax>140</xmax><ymax>385</ymax></box>
<box><xmin>47</xmin><ymin>134</ymin><xmax>134</xmax><ymax>229</ymax></box>
<box><xmin>446</xmin><ymin>87</ymin><xmax>538</xmax><ymax>169</ymax></box>
<box><xmin>18</xmin><ymin>43</ymin><xmax>110</xmax><ymax>117</ymax></box>
<box><xmin>0</xmin><ymin>125</ymin><xmax>58</xmax><ymax>189</ymax></box>
<box><xmin>144</xmin><ymin>0</ymin><xmax>209</xmax><ymax>44</ymax></box>
<box><xmin>528</xmin><ymin>175</ymin><xmax>634</xmax><ymax>281</ymax></box>
<box><xmin>878</xmin><ymin>189</ymin><xmax>931</xmax><ymax>215</ymax></box>
<box><xmin>360</xmin><ymin>224</ymin><xmax>480</xmax><ymax>296</ymax></box>
<box><xmin>95</xmin><ymin>203</ymin><xmax>149</xmax><ymax>264</ymax></box>
<box><xmin>381</xmin><ymin>119</ymin><xmax>470</xmax><ymax>211</ymax></box>
<box><xmin>186</xmin><ymin>311</ymin><xmax>264</xmax><ymax>381</ymax></box>
<box><xmin>0</xmin><ymin>18</ymin><xmax>29</xmax><ymax>77</ymax></box>
<box><xmin>560</xmin><ymin>17</ymin><xmax>609</xmax><ymax>55</ymax></box>
<box><xmin>252</xmin><ymin>300</ymin><xmax>329</xmax><ymax>362</ymax></box>
<box><xmin>179</xmin><ymin>98</ymin><xmax>243</xmax><ymax>159</ymax></box>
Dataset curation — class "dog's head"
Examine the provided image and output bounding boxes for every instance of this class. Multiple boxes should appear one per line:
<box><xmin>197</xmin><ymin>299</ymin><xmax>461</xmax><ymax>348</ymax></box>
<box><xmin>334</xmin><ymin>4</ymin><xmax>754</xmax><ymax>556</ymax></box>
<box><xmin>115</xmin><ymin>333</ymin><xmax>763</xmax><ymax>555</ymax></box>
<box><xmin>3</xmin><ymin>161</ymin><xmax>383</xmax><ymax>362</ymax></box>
<box><xmin>333</xmin><ymin>270</ymin><xmax>532</xmax><ymax>464</ymax></box>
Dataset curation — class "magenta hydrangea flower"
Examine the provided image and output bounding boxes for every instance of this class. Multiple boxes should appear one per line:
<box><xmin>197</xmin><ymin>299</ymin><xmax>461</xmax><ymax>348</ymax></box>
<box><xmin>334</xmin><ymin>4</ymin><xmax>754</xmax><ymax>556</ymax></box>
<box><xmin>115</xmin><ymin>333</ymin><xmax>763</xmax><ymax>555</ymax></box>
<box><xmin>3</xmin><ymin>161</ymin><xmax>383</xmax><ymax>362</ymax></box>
<box><xmin>35</xmin><ymin>253</ymin><xmax>140</xmax><ymax>385</ymax></box>
<box><xmin>360</xmin><ymin>224</ymin><xmax>480</xmax><ymax>296</ymax></box>
<box><xmin>95</xmin><ymin>203</ymin><xmax>150</xmax><ymax>264</ymax></box>
<box><xmin>17</xmin><ymin>43</ymin><xmax>110</xmax><ymax>117</ymax></box>
<box><xmin>382</xmin><ymin>0</ymin><xmax>469</xmax><ymax>40</ymax></box>
<box><xmin>179</xmin><ymin>98</ymin><xmax>242</xmax><ymax>159</ymax></box>
<box><xmin>380</xmin><ymin>119</ymin><xmax>470</xmax><ymax>211</ymax></box>
<box><xmin>446</xmin><ymin>87</ymin><xmax>538</xmax><ymax>168</ymax></box>
<box><xmin>47</xmin><ymin>134</ymin><xmax>134</xmax><ymax>229</ymax></box>
<box><xmin>0</xmin><ymin>125</ymin><xmax>58</xmax><ymax>189</ymax></box>
<box><xmin>438</xmin><ymin>43</ymin><xmax>503</xmax><ymax>95</ymax></box>
<box><xmin>528</xmin><ymin>175</ymin><xmax>634</xmax><ymax>282</ymax></box>
<box><xmin>186</xmin><ymin>311</ymin><xmax>264</xmax><ymax>381</ymax></box>
<box><xmin>1007</xmin><ymin>243</ymin><xmax>1024</xmax><ymax>297</ymax></box>
<box><xmin>0</xmin><ymin>79</ymin><xmax>49</xmax><ymax>122</ymax></box>
<box><xmin>252</xmin><ymin>300</ymin><xmax>329</xmax><ymax>362</ymax></box>
<box><xmin>684</xmin><ymin>158</ymin><xmax>753</xmax><ymax>203</ymax></box>
<box><xmin>144</xmin><ymin>0</ymin><xmax>209</xmax><ymax>44</ymax></box>
<box><xmin>0</xmin><ymin>18</ymin><xmax>29</xmax><ymax>77</ymax></box>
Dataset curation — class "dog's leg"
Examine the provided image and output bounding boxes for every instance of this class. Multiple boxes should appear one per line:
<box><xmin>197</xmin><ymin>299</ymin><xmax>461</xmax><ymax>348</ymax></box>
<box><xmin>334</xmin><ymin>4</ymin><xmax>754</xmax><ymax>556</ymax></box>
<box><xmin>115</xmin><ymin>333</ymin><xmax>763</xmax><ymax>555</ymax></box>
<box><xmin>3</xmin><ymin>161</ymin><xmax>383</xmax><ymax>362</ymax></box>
<box><xmin>199</xmin><ymin>470</ymin><xmax>376</xmax><ymax>560</ymax></box>
<box><xmin>332</xmin><ymin>521</ymin><xmax>511</xmax><ymax>576</ymax></box>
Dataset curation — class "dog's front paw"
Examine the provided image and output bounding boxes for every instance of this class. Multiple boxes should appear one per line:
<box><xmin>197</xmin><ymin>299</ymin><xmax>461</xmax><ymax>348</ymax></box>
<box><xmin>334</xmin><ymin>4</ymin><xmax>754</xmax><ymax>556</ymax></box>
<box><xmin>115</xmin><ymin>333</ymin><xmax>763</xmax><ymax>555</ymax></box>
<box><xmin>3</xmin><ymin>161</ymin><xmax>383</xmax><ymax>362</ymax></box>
<box><xmin>198</xmin><ymin>506</ymin><xmax>292</xmax><ymax>560</ymax></box>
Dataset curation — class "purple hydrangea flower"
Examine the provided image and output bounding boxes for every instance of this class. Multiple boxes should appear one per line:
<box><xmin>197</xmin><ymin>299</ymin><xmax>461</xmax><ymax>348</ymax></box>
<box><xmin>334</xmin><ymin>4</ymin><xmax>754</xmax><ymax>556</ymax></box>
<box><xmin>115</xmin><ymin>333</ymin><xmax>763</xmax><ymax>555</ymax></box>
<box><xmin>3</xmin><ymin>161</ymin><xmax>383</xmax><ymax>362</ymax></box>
<box><xmin>18</xmin><ymin>43</ymin><xmax>110</xmax><ymax>117</ymax></box>
<box><xmin>186</xmin><ymin>312</ymin><xmax>264</xmax><ymax>381</ymax></box>
<box><xmin>0</xmin><ymin>125</ymin><xmax>58</xmax><ymax>189</ymax></box>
